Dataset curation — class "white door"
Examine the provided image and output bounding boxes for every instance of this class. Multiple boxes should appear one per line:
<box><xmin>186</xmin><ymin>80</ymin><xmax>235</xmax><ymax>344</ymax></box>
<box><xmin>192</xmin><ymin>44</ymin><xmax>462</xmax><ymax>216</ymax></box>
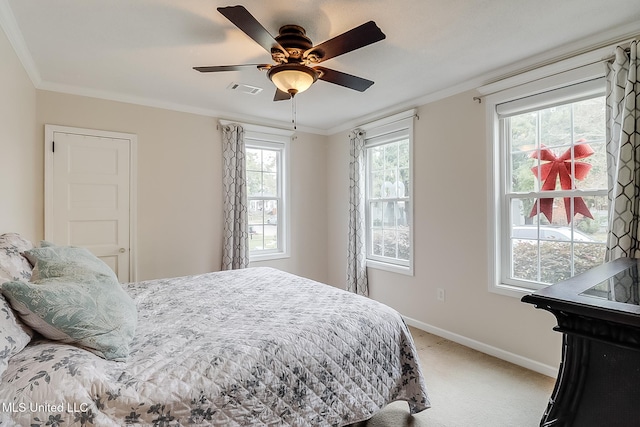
<box><xmin>45</xmin><ymin>125</ymin><xmax>137</xmax><ymax>282</ymax></box>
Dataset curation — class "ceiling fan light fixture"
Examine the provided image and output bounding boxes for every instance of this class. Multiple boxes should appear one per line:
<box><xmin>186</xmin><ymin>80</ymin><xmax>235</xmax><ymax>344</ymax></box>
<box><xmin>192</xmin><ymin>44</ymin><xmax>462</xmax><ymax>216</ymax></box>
<box><xmin>268</xmin><ymin>64</ymin><xmax>318</xmax><ymax>96</ymax></box>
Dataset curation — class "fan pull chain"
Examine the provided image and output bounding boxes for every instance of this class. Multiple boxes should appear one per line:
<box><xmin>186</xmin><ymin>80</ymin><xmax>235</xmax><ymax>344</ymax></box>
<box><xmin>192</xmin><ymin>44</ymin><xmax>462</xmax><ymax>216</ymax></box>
<box><xmin>291</xmin><ymin>96</ymin><xmax>297</xmax><ymax>130</ymax></box>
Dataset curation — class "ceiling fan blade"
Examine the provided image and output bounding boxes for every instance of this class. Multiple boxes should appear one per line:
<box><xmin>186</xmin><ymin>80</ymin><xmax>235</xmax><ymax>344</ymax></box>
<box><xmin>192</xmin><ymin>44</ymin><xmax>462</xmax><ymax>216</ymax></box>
<box><xmin>273</xmin><ymin>89</ymin><xmax>291</xmax><ymax>101</ymax></box>
<box><xmin>315</xmin><ymin>67</ymin><xmax>374</xmax><ymax>92</ymax></box>
<box><xmin>305</xmin><ymin>21</ymin><xmax>385</xmax><ymax>63</ymax></box>
<box><xmin>217</xmin><ymin>5</ymin><xmax>287</xmax><ymax>57</ymax></box>
<box><xmin>193</xmin><ymin>64</ymin><xmax>268</xmax><ymax>72</ymax></box>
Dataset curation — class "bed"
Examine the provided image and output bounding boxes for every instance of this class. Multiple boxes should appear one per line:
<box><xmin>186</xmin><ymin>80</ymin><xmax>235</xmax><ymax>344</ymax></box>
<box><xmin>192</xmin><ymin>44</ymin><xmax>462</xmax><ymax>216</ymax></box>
<box><xmin>0</xmin><ymin>233</ymin><xmax>430</xmax><ymax>426</ymax></box>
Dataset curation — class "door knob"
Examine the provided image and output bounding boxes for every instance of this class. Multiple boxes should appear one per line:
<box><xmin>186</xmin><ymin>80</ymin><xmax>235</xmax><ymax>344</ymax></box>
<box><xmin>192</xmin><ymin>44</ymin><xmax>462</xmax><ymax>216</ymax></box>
<box><xmin>119</xmin><ymin>248</ymin><xmax>126</xmax><ymax>253</ymax></box>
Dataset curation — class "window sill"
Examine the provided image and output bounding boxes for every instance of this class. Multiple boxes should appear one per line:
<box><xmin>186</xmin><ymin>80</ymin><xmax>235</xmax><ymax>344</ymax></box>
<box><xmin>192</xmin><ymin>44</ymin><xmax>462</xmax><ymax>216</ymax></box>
<box><xmin>250</xmin><ymin>252</ymin><xmax>290</xmax><ymax>262</ymax></box>
<box><xmin>366</xmin><ymin>259</ymin><xmax>414</xmax><ymax>276</ymax></box>
<box><xmin>489</xmin><ymin>281</ymin><xmax>541</xmax><ymax>299</ymax></box>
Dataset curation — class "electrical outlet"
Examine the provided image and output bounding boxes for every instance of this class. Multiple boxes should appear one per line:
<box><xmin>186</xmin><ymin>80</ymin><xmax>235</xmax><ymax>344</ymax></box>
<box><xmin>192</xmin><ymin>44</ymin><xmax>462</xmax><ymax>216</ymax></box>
<box><xmin>437</xmin><ymin>288</ymin><xmax>445</xmax><ymax>302</ymax></box>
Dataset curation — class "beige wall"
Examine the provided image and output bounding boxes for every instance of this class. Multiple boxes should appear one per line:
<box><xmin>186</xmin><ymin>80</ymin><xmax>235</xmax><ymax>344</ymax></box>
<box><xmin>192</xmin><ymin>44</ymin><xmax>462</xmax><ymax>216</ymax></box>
<box><xmin>35</xmin><ymin>91</ymin><xmax>328</xmax><ymax>283</ymax></box>
<box><xmin>0</xmin><ymin>27</ymin><xmax>38</xmax><ymax>241</ymax></box>
<box><xmin>327</xmin><ymin>92</ymin><xmax>562</xmax><ymax>371</ymax></box>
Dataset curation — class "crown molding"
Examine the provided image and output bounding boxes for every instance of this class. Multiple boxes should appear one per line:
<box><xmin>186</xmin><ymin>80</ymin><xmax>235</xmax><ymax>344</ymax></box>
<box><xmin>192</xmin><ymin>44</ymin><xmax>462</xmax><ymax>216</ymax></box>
<box><xmin>478</xmin><ymin>20</ymin><xmax>640</xmax><ymax>94</ymax></box>
<box><xmin>0</xmin><ymin>0</ymin><xmax>41</xmax><ymax>86</ymax></box>
<box><xmin>37</xmin><ymin>80</ymin><xmax>326</xmax><ymax>135</ymax></box>
<box><xmin>327</xmin><ymin>21</ymin><xmax>640</xmax><ymax>136</ymax></box>
<box><xmin>3</xmin><ymin>0</ymin><xmax>638</xmax><ymax>137</ymax></box>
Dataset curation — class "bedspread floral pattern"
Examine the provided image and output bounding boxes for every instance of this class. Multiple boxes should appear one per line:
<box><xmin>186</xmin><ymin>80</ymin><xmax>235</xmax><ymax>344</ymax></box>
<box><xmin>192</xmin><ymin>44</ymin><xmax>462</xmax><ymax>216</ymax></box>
<box><xmin>0</xmin><ymin>267</ymin><xmax>429</xmax><ymax>426</ymax></box>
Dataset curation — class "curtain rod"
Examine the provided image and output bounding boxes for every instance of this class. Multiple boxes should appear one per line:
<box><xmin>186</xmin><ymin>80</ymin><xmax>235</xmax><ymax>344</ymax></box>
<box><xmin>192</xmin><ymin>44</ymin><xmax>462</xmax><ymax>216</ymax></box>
<box><xmin>473</xmin><ymin>58</ymin><xmax>608</xmax><ymax>103</ymax></box>
<box><xmin>354</xmin><ymin>109</ymin><xmax>419</xmax><ymax>135</ymax></box>
<box><xmin>352</xmin><ymin>114</ymin><xmax>419</xmax><ymax>137</ymax></box>
<box><xmin>473</xmin><ymin>38</ymin><xmax>637</xmax><ymax>103</ymax></box>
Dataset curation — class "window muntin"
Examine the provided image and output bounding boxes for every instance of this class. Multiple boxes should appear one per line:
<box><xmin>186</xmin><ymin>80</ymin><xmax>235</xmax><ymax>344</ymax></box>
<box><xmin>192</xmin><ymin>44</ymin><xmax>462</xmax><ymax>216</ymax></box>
<box><xmin>364</xmin><ymin>122</ymin><xmax>413</xmax><ymax>272</ymax></box>
<box><xmin>501</xmin><ymin>94</ymin><xmax>608</xmax><ymax>290</ymax></box>
<box><xmin>246</xmin><ymin>146</ymin><xmax>280</xmax><ymax>253</ymax></box>
<box><xmin>245</xmin><ymin>130</ymin><xmax>290</xmax><ymax>261</ymax></box>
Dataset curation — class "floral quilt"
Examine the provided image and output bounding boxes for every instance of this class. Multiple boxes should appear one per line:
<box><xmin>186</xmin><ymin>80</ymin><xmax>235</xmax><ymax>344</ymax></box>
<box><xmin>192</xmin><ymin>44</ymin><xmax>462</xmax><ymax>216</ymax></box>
<box><xmin>0</xmin><ymin>267</ymin><xmax>429</xmax><ymax>426</ymax></box>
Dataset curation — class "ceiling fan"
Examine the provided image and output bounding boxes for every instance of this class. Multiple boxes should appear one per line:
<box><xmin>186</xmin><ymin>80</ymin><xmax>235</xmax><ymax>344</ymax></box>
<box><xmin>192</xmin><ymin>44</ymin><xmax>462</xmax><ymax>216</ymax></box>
<box><xmin>194</xmin><ymin>5</ymin><xmax>386</xmax><ymax>101</ymax></box>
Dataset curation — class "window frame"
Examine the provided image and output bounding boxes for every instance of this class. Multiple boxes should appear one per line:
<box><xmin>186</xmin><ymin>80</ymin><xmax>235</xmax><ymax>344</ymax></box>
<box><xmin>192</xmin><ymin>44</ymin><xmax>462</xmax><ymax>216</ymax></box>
<box><xmin>484</xmin><ymin>64</ymin><xmax>607</xmax><ymax>297</ymax></box>
<box><xmin>361</xmin><ymin>109</ymin><xmax>415</xmax><ymax>276</ymax></box>
<box><xmin>219</xmin><ymin>121</ymin><xmax>293</xmax><ymax>262</ymax></box>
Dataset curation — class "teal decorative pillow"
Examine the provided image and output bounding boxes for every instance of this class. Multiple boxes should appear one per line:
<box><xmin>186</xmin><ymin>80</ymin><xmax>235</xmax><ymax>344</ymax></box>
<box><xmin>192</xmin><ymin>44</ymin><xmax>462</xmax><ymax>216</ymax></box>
<box><xmin>25</xmin><ymin>245</ymin><xmax>116</xmax><ymax>282</ymax></box>
<box><xmin>1</xmin><ymin>246</ymin><xmax>137</xmax><ymax>361</ymax></box>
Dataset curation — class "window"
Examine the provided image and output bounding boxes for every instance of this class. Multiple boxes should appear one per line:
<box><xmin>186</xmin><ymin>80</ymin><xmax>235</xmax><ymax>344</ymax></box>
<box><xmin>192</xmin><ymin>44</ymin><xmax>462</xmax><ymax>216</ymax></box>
<box><xmin>363</xmin><ymin>111</ymin><xmax>414</xmax><ymax>274</ymax></box>
<box><xmin>243</xmin><ymin>127</ymin><xmax>290</xmax><ymax>261</ymax></box>
<box><xmin>489</xmin><ymin>75</ymin><xmax>608</xmax><ymax>293</ymax></box>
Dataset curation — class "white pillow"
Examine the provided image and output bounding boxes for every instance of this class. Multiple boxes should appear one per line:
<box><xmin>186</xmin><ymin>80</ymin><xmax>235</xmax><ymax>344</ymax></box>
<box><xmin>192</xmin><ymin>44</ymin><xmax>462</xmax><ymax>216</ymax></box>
<box><xmin>0</xmin><ymin>295</ymin><xmax>32</xmax><ymax>378</ymax></box>
<box><xmin>0</xmin><ymin>233</ymin><xmax>34</xmax><ymax>283</ymax></box>
<box><xmin>0</xmin><ymin>233</ymin><xmax>35</xmax><ymax>377</ymax></box>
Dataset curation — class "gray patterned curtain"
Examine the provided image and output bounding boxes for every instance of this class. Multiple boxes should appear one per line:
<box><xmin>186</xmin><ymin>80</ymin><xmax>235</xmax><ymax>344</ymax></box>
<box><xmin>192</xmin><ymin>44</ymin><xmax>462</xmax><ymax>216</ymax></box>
<box><xmin>347</xmin><ymin>129</ymin><xmax>368</xmax><ymax>296</ymax></box>
<box><xmin>605</xmin><ymin>40</ymin><xmax>640</xmax><ymax>261</ymax></box>
<box><xmin>221</xmin><ymin>124</ymin><xmax>249</xmax><ymax>270</ymax></box>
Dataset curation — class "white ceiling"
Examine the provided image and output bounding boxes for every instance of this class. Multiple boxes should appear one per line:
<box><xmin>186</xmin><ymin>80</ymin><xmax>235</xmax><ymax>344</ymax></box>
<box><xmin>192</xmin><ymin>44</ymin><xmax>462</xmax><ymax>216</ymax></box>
<box><xmin>2</xmin><ymin>0</ymin><xmax>640</xmax><ymax>133</ymax></box>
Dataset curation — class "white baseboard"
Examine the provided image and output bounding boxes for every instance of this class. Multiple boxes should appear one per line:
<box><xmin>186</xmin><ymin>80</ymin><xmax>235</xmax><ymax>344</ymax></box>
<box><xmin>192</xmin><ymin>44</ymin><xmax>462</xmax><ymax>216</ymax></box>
<box><xmin>403</xmin><ymin>316</ymin><xmax>559</xmax><ymax>378</ymax></box>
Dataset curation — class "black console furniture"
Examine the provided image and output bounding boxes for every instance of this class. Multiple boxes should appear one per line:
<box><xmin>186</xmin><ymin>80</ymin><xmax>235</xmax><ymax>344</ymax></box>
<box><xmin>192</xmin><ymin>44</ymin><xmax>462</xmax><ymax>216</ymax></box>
<box><xmin>521</xmin><ymin>257</ymin><xmax>640</xmax><ymax>427</ymax></box>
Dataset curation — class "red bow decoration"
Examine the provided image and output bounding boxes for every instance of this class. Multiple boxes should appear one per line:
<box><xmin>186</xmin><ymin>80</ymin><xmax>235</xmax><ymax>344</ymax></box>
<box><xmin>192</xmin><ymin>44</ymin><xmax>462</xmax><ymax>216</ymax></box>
<box><xmin>529</xmin><ymin>141</ymin><xmax>594</xmax><ymax>223</ymax></box>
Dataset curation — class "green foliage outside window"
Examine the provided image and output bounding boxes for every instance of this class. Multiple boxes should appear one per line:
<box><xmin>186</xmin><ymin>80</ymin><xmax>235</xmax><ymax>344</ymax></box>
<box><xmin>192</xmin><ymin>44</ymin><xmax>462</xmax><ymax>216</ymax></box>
<box><xmin>507</xmin><ymin>96</ymin><xmax>608</xmax><ymax>286</ymax></box>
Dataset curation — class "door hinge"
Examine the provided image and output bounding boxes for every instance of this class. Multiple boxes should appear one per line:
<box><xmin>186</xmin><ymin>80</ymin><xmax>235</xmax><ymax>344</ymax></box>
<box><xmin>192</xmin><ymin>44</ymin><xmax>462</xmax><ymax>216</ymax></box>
<box><xmin>52</xmin><ymin>141</ymin><xmax>55</xmax><ymax>153</ymax></box>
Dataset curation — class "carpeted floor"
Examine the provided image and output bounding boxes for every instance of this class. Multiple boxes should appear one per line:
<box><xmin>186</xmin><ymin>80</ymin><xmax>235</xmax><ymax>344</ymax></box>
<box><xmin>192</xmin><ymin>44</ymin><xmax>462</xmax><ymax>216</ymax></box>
<box><xmin>356</xmin><ymin>327</ymin><xmax>556</xmax><ymax>427</ymax></box>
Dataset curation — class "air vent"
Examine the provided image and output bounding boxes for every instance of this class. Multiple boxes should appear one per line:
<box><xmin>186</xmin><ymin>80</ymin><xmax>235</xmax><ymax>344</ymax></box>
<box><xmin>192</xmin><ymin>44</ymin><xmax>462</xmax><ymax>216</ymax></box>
<box><xmin>226</xmin><ymin>82</ymin><xmax>263</xmax><ymax>95</ymax></box>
